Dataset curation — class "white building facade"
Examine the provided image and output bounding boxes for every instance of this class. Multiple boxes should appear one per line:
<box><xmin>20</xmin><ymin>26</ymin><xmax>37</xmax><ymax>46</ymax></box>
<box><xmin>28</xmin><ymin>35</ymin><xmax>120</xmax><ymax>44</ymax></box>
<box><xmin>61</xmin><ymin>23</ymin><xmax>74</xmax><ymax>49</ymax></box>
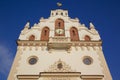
<box><xmin>8</xmin><ymin>9</ymin><xmax>112</xmax><ymax>80</ymax></box>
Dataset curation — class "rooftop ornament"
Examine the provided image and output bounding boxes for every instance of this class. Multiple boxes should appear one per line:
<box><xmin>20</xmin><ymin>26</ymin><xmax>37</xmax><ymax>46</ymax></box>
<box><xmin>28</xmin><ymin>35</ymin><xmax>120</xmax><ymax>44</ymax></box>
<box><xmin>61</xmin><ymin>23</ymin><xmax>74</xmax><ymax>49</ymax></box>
<box><xmin>57</xmin><ymin>2</ymin><xmax>62</xmax><ymax>7</ymax></box>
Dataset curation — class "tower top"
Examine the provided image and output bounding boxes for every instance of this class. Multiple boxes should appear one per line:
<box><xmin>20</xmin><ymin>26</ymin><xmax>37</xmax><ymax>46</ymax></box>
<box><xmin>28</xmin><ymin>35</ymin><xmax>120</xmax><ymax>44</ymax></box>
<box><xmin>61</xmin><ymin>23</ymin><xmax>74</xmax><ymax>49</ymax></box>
<box><xmin>50</xmin><ymin>9</ymin><xmax>68</xmax><ymax>17</ymax></box>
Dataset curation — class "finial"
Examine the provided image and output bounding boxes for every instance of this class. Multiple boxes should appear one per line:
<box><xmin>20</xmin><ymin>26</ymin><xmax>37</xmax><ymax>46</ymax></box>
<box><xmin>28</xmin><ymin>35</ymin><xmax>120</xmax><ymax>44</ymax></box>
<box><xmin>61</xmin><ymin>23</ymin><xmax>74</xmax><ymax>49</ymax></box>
<box><xmin>24</xmin><ymin>21</ymin><xmax>30</xmax><ymax>28</ymax></box>
<box><xmin>90</xmin><ymin>22</ymin><xmax>95</xmax><ymax>29</ymax></box>
<box><xmin>89</xmin><ymin>22</ymin><xmax>98</xmax><ymax>34</ymax></box>
<box><xmin>57</xmin><ymin>2</ymin><xmax>62</xmax><ymax>7</ymax></box>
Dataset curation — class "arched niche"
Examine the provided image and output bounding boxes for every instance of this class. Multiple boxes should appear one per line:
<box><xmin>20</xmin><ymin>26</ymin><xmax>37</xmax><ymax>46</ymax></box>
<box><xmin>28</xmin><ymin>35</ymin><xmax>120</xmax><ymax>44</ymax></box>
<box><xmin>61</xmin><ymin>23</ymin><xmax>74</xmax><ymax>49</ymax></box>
<box><xmin>41</xmin><ymin>27</ymin><xmax>50</xmax><ymax>41</ymax></box>
<box><xmin>84</xmin><ymin>35</ymin><xmax>91</xmax><ymax>41</ymax></box>
<box><xmin>29</xmin><ymin>35</ymin><xmax>35</xmax><ymax>41</ymax></box>
<box><xmin>70</xmin><ymin>27</ymin><xmax>79</xmax><ymax>41</ymax></box>
<box><xmin>55</xmin><ymin>18</ymin><xmax>65</xmax><ymax>36</ymax></box>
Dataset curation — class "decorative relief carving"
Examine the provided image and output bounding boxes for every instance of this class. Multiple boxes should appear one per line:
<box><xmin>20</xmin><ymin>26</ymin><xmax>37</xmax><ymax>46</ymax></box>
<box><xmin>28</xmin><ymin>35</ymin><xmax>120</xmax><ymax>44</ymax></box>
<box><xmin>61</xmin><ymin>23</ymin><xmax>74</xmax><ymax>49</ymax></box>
<box><xmin>48</xmin><ymin>37</ymin><xmax>72</xmax><ymax>50</ymax></box>
<box><xmin>17</xmin><ymin>40</ymin><xmax>48</xmax><ymax>46</ymax></box>
<box><xmin>49</xmin><ymin>36</ymin><xmax>71</xmax><ymax>43</ymax></box>
<box><xmin>45</xmin><ymin>59</ymin><xmax>74</xmax><ymax>72</ymax></box>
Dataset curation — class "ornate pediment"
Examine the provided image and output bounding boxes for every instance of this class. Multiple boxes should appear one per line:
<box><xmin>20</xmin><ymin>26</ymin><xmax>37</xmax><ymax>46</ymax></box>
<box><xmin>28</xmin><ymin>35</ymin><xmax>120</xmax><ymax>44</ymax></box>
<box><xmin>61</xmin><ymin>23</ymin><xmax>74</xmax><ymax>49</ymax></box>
<box><xmin>45</xmin><ymin>59</ymin><xmax>75</xmax><ymax>72</ymax></box>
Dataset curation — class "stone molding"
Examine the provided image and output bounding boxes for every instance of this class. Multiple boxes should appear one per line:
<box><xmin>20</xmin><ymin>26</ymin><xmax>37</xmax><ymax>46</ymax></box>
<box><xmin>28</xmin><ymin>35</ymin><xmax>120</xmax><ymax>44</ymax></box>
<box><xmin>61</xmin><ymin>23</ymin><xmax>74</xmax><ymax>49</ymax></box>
<box><xmin>40</xmin><ymin>72</ymin><xmax>81</xmax><ymax>77</ymax></box>
<box><xmin>17</xmin><ymin>73</ymin><xmax>104</xmax><ymax>79</ymax></box>
<box><xmin>81</xmin><ymin>75</ymin><xmax>104</xmax><ymax>79</ymax></box>
<box><xmin>17</xmin><ymin>75</ymin><xmax>39</xmax><ymax>80</ymax></box>
<box><xmin>17</xmin><ymin>40</ymin><xmax>102</xmax><ymax>47</ymax></box>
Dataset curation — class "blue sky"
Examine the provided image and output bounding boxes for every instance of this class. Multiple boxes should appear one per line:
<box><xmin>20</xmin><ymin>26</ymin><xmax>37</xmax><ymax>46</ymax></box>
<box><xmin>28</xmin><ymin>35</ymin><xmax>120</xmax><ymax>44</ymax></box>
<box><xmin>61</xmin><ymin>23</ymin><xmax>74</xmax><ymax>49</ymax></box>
<box><xmin>0</xmin><ymin>0</ymin><xmax>120</xmax><ymax>80</ymax></box>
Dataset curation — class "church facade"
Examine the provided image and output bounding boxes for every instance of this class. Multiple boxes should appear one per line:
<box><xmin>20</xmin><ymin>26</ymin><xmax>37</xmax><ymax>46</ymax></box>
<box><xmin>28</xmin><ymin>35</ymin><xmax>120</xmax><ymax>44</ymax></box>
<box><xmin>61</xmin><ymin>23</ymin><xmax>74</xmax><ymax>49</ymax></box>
<box><xmin>8</xmin><ymin>9</ymin><xmax>112</xmax><ymax>80</ymax></box>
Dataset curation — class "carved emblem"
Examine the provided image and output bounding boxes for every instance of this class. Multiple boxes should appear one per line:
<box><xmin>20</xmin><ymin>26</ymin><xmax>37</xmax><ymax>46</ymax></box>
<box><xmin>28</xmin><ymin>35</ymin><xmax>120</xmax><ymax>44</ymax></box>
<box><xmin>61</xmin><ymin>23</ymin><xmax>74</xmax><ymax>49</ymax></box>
<box><xmin>45</xmin><ymin>59</ymin><xmax>74</xmax><ymax>72</ymax></box>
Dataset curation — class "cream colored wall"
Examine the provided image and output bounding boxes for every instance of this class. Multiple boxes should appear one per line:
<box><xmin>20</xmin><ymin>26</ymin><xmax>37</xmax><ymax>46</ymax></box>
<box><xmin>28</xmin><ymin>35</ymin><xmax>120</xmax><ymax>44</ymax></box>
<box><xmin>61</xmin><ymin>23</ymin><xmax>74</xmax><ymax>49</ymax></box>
<box><xmin>16</xmin><ymin>46</ymin><xmax>103</xmax><ymax>75</ymax></box>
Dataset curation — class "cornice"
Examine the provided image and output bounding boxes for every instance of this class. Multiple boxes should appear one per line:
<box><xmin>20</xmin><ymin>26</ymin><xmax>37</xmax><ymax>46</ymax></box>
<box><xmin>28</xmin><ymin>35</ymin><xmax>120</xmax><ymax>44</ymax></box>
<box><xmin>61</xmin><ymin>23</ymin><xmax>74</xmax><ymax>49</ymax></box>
<box><xmin>71</xmin><ymin>40</ymin><xmax>102</xmax><ymax>46</ymax></box>
<box><xmin>17</xmin><ymin>73</ymin><xmax>104</xmax><ymax>79</ymax></box>
<box><xmin>17</xmin><ymin>75</ymin><xmax>39</xmax><ymax>79</ymax></box>
<box><xmin>81</xmin><ymin>75</ymin><xmax>104</xmax><ymax>79</ymax></box>
<box><xmin>40</xmin><ymin>72</ymin><xmax>81</xmax><ymax>77</ymax></box>
<box><xmin>17</xmin><ymin>40</ymin><xmax>102</xmax><ymax>47</ymax></box>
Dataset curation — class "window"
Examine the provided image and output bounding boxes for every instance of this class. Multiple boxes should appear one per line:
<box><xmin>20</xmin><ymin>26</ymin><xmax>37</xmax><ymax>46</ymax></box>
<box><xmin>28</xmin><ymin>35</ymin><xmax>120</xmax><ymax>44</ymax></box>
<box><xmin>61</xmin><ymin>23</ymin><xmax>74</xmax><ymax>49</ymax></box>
<box><xmin>83</xmin><ymin>56</ymin><xmax>93</xmax><ymax>65</ymax></box>
<box><xmin>41</xmin><ymin>27</ymin><xmax>50</xmax><ymax>41</ymax></box>
<box><xmin>70</xmin><ymin>27</ymin><xmax>79</xmax><ymax>41</ymax></box>
<box><xmin>28</xmin><ymin>56</ymin><xmax>38</xmax><ymax>65</ymax></box>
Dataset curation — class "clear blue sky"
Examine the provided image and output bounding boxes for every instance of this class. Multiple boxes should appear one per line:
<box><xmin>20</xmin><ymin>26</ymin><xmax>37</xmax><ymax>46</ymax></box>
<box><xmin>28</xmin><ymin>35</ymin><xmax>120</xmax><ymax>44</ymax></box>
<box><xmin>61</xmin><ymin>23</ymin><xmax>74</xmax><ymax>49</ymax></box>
<box><xmin>0</xmin><ymin>0</ymin><xmax>120</xmax><ymax>80</ymax></box>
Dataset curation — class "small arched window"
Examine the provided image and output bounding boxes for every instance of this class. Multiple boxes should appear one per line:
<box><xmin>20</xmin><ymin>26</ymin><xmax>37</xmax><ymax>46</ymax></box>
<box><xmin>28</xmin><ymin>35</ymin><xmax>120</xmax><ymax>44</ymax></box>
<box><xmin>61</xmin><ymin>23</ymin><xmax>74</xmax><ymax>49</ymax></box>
<box><xmin>70</xmin><ymin>27</ymin><xmax>79</xmax><ymax>41</ymax></box>
<box><xmin>29</xmin><ymin>35</ymin><xmax>35</xmax><ymax>41</ymax></box>
<box><xmin>55</xmin><ymin>18</ymin><xmax>64</xmax><ymax>28</ymax></box>
<box><xmin>84</xmin><ymin>35</ymin><xmax>91</xmax><ymax>41</ymax></box>
<box><xmin>41</xmin><ymin>27</ymin><xmax>50</xmax><ymax>41</ymax></box>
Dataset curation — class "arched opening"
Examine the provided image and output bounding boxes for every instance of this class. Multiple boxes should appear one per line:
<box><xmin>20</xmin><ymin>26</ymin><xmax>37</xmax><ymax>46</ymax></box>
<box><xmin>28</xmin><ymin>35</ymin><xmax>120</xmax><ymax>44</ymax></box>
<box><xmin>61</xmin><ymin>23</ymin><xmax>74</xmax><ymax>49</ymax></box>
<box><xmin>55</xmin><ymin>18</ymin><xmax>65</xmax><ymax>36</ymax></box>
<box><xmin>55</xmin><ymin>18</ymin><xmax>64</xmax><ymax>28</ymax></box>
<box><xmin>29</xmin><ymin>35</ymin><xmax>35</xmax><ymax>41</ymax></box>
<box><xmin>84</xmin><ymin>35</ymin><xmax>91</xmax><ymax>41</ymax></box>
<box><xmin>41</xmin><ymin>27</ymin><xmax>50</xmax><ymax>41</ymax></box>
<box><xmin>70</xmin><ymin>27</ymin><xmax>79</xmax><ymax>41</ymax></box>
